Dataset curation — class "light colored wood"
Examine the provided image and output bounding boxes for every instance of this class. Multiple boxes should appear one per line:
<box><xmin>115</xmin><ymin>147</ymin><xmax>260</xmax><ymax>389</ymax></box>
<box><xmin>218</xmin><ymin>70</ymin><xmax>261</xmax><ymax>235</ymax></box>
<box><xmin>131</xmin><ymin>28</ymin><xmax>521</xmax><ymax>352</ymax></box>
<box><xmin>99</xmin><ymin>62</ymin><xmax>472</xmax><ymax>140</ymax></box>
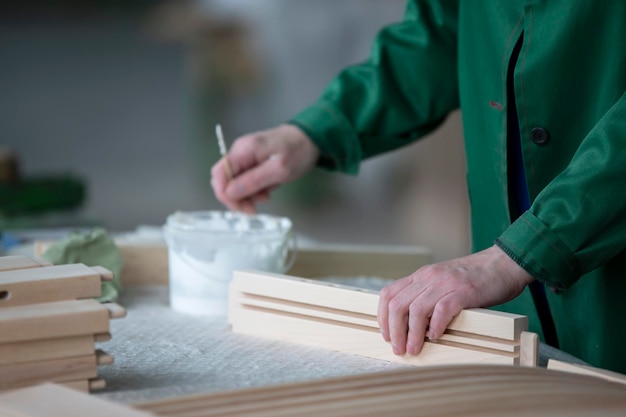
<box><xmin>115</xmin><ymin>243</ymin><xmax>169</xmax><ymax>286</ymax></box>
<box><xmin>104</xmin><ymin>302</ymin><xmax>127</xmax><ymax>319</ymax></box>
<box><xmin>0</xmin><ymin>299</ymin><xmax>110</xmax><ymax>344</ymax></box>
<box><xmin>0</xmin><ymin>383</ymin><xmax>155</xmax><ymax>416</ymax></box>
<box><xmin>35</xmin><ymin>240</ymin><xmax>169</xmax><ymax>286</ymax></box>
<box><xmin>0</xmin><ymin>354</ymin><xmax>97</xmax><ymax>390</ymax></box>
<box><xmin>89</xmin><ymin>378</ymin><xmax>107</xmax><ymax>391</ymax></box>
<box><xmin>547</xmin><ymin>359</ymin><xmax>626</xmax><ymax>385</ymax></box>
<box><xmin>229</xmin><ymin>306</ymin><xmax>517</xmax><ymax>366</ymax></box>
<box><xmin>231</xmin><ymin>270</ymin><xmax>528</xmax><ymax>340</ymax></box>
<box><xmin>94</xmin><ymin>332</ymin><xmax>112</xmax><ymax>342</ymax></box>
<box><xmin>60</xmin><ymin>378</ymin><xmax>107</xmax><ymax>392</ymax></box>
<box><xmin>231</xmin><ymin>290</ymin><xmax>519</xmax><ymax>354</ymax></box>
<box><xmin>90</xmin><ymin>265</ymin><xmax>114</xmax><ymax>282</ymax></box>
<box><xmin>287</xmin><ymin>244</ymin><xmax>431</xmax><ymax>280</ymax></box>
<box><xmin>0</xmin><ymin>256</ymin><xmax>51</xmax><ymax>272</ymax></box>
<box><xmin>0</xmin><ymin>334</ymin><xmax>97</xmax><ymax>365</ymax></box>
<box><xmin>58</xmin><ymin>379</ymin><xmax>89</xmax><ymax>393</ymax></box>
<box><xmin>519</xmin><ymin>331</ymin><xmax>538</xmax><ymax>367</ymax></box>
<box><xmin>0</xmin><ymin>264</ymin><xmax>110</xmax><ymax>307</ymax></box>
<box><xmin>138</xmin><ymin>365</ymin><xmax>626</xmax><ymax>417</ymax></box>
<box><xmin>95</xmin><ymin>349</ymin><xmax>113</xmax><ymax>365</ymax></box>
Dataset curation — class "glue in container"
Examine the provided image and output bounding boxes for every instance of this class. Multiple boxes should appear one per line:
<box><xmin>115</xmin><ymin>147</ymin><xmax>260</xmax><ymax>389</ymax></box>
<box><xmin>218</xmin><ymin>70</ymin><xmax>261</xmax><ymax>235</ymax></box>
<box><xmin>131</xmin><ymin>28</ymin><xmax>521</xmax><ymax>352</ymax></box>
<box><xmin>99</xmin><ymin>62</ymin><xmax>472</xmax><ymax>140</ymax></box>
<box><xmin>163</xmin><ymin>211</ymin><xmax>296</xmax><ymax>316</ymax></box>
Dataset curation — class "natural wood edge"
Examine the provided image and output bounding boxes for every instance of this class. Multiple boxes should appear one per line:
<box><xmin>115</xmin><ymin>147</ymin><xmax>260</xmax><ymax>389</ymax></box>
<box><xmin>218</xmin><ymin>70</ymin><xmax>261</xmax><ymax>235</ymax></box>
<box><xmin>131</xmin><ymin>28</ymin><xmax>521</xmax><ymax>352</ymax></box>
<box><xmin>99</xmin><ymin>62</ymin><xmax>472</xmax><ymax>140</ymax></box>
<box><xmin>89</xmin><ymin>378</ymin><xmax>107</xmax><ymax>391</ymax></box>
<box><xmin>94</xmin><ymin>333</ymin><xmax>112</xmax><ymax>343</ymax></box>
<box><xmin>104</xmin><ymin>303</ymin><xmax>127</xmax><ymax>319</ymax></box>
<box><xmin>519</xmin><ymin>331</ymin><xmax>538</xmax><ymax>367</ymax></box>
<box><xmin>547</xmin><ymin>359</ymin><xmax>626</xmax><ymax>385</ymax></box>
<box><xmin>96</xmin><ymin>349</ymin><xmax>114</xmax><ymax>365</ymax></box>
<box><xmin>91</xmin><ymin>266</ymin><xmax>114</xmax><ymax>282</ymax></box>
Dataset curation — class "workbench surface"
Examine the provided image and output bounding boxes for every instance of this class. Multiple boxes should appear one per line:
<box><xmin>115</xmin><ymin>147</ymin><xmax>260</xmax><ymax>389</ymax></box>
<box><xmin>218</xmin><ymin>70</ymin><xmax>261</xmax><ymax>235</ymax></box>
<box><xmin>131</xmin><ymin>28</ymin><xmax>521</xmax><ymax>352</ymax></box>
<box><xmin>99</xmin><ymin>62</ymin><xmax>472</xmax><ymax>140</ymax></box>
<box><xmin>94</xmin><ymin>286</ymin><xmax>587</xmax><ymax>405</ymax></box>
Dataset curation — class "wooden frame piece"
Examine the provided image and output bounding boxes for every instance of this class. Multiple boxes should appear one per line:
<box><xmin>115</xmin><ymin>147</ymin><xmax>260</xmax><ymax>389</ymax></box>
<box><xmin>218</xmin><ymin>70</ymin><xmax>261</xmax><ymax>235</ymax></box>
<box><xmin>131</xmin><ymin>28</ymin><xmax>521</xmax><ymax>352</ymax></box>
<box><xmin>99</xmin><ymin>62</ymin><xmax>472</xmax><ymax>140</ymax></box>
<box><xmin>0</xmin><ymin>299</ymin><xmax>113</xmax><ymax>344</ymax></box>
<box><xmin>0</xmin><ymin>334</ymin><xmax>108</xmax><ymax>365</ymax></box>
<box><xmin>0</xmin><ymin>255</ymin><xmax>51</xmax><ymax>272</ymax></box>
<box><xmin>0</xmin><ymin>264</ymin><xmax>113</xmax><ymax>307</ymax></box>
<box><xmin>547</xmin><ymin>359</ymin><xmax>626</xmax><ymax>385</ymax></box>
<box><xmin>138</xmin><ymin>365</ymin><xmax>626</xmax><ymax>417</ymax></box>
<box><xmin>229</xmin><ymin>270</ymin><xmax>535</xmax><ymax>367</ymax></box>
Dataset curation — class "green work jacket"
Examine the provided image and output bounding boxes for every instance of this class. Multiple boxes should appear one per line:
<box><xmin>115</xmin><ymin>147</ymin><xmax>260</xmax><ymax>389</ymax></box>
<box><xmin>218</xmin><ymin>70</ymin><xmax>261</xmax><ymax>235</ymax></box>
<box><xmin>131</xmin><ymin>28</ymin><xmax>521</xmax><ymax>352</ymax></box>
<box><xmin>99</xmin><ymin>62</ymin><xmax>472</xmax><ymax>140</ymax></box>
<box><xmin>291</xmin><ymin>0</ymin><xmax>626</xmax><ymax>373</ymax></box>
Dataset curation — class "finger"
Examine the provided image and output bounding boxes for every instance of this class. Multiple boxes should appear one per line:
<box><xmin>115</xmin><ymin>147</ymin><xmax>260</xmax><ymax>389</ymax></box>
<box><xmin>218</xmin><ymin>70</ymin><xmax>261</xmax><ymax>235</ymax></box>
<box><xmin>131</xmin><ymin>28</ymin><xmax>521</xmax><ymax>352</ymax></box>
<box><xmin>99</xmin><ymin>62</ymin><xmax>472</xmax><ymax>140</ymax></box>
<box><xmin>387</xmin><ymin>282</ymin><xmax>429</xmax><ymax>356</ymax></box>
<box><xmin>378</xmin><ymin>276</ymin><xmax>412</xmax><ymax>343</ymax></box>
<box><xmin>210</xmin><ymin>158</ymin><xmax>230</xmax><ymax>202</ymax></box>
<box><xmin>405</xmin><ymin>298</ymin><xmax>432</xmax><ymax>355</ymax></box>
<box><xmin>429</xmin><ymin>291</ymin><xmax>466</xmax><ymax>340</ymax></box>
<box><xmin>225</xmin><ymin>156</ymin><xmax>286</xmax><ymax>201</ymax></box>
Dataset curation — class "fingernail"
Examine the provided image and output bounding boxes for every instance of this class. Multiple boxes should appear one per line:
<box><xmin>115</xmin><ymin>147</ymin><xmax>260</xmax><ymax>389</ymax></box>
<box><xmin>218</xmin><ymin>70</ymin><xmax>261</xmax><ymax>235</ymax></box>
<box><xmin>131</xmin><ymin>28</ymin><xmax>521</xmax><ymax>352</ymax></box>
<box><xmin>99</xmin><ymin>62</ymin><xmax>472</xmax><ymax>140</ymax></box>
<box><xmin>406</xmin><ymin>342</ymin><xmax>416</xmax><ymax>355</ymax></box>
<box><xmin>428</xmin><ymin>330</ymin><xmax>435</xmax><ymax>340</ymax></box>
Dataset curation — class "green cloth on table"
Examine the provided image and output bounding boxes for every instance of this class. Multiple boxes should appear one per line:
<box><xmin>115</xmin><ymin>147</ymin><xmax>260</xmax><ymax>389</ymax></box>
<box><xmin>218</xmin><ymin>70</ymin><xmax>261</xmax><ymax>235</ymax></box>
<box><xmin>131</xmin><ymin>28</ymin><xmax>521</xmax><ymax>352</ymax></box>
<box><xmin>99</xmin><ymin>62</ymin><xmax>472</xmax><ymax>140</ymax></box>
<box><xmin>41</xmin><ymin>228</ymin><xmax>123</xmax><ymax>302</ymax></box>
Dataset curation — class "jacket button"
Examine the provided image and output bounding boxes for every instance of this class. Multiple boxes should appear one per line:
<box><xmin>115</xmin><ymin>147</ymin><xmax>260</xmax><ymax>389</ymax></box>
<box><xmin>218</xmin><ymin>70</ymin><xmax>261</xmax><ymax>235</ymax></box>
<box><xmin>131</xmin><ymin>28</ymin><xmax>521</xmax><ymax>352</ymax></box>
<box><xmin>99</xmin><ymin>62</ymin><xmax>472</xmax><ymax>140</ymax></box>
<box><xmin>531</xmin><ymin>127</ymin><xmax>549</xmax><ymax>145</ymax></box>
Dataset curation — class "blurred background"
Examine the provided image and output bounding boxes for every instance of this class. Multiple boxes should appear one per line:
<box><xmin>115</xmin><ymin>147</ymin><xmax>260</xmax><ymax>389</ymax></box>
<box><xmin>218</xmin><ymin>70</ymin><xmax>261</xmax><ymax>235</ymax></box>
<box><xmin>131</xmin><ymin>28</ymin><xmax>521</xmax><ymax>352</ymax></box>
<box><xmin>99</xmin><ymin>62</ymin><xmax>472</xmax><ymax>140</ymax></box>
<box><xmin>0</xmin><ymin>0</ymin><xmax>469</xmax><ymax>262</ymax></box>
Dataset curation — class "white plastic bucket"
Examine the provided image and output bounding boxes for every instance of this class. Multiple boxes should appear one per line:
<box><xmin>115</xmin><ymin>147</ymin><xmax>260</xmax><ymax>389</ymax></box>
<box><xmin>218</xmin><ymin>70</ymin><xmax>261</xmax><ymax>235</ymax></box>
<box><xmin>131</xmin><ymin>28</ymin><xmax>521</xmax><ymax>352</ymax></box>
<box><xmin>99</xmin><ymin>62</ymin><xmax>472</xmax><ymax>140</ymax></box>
<box><xmin>163</xmin><ymin>210</ymin><xmax>296</xmax><ymax>316</ymax></box>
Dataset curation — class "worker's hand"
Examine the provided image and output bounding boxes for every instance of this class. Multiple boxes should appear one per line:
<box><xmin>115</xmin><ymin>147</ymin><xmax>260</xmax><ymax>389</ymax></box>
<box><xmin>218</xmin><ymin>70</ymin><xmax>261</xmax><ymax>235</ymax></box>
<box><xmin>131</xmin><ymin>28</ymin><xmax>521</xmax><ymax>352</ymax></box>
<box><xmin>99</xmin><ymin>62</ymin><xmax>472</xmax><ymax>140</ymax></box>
<box><xmin>377</xmin><ymin>245</ymin><xmax>535</xmax><ymax>356</ymax></box>
<box><xmin>211</xmin><ymin>124</ymin><xmax>319</xmax><ymax>214</ymax></box>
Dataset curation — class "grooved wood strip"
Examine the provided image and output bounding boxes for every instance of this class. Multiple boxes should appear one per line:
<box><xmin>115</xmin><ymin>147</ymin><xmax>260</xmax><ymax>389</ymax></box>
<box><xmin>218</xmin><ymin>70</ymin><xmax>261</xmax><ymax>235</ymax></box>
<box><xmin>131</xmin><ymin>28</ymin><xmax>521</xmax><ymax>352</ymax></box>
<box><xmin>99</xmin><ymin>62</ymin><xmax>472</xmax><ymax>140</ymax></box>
<box><xmin>230</xmin><ymin>307</ymin><xmax>517</xmax><ymax>366</ymax></box>
<box><xmin>233</xmin><ymin>291</ymin><xmax>520</xmax><ymax>354</ymax></box>
<box><xmin>231</xmin><ymin>270</ymin><xmax>527</xmax><ymax>340</ymax></box>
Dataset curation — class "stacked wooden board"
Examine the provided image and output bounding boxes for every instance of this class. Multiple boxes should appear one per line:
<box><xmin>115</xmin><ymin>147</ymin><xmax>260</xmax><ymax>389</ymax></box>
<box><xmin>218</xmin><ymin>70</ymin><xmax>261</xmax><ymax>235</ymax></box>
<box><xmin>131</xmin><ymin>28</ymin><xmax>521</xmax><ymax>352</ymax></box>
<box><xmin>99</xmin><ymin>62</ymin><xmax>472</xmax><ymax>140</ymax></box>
<box><xmin>0</xmin><ymin>255</ymin><xmax>126</xmax><ymax>392</ymax></box>
<box><xmin>229</xmin><ymin>270</ymin><xmax>538</xmax><ymax>367</ymax></box>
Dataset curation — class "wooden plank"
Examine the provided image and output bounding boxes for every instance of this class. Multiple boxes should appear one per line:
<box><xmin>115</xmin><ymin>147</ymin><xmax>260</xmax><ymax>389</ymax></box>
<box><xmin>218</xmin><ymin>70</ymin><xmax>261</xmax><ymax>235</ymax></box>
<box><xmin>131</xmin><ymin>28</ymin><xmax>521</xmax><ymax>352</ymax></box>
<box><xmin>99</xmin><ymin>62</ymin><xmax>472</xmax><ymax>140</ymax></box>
<box><xmin>0</xmin><ymin>264</ymin><xmax>111</xmax><ymax>307</ymax></box>
<box><xmin>0</xmin><ymin>256</ymin><xmax>51</xmax><ymax>272</ymax></box>
<box><xmin>231</xmin><ymin>270</ymin><xmax>528</xmax><ymax>341</ymax></box>
<box><xmin>289</xmin><ymin>244</ymin><xmax>431</xmax><ymax>280</ymax></box>
<box><xmin>0</xmin><ymin>383</ymin><xmax>155</xmax><ymax>416</ymax></box>
<box><xmin>231</xmin><ymin>290</ymin><xmax>519</xmax><ymax>354</ymax></box>
<box><xmin>0</xmin><ymin>334</ymin><xmax>97</xmax><ymax>365</ymax></box>
<box><xmin>229</xmin><ymin>306</ymin><xmax>517</xmax><ymax>366</ymax></box>
<box><xmin>138</xmin><ymin>365</ymin><xmax>626</xmax><ymax>417</ymax></box>
<box><xmin>0</xmin><ymin>355</ymin><xmax>97</xmax><ymax>390</ymax></box>
<box><xmin>95</xmin><ymin>350</ymin><xmax>113</xmax><ymax>365</ymax></box>
<box><xmin>59</xmin><ymin>378</ymin><xmax>107</xmax><ymax>393</ymax></box>
<box><xmin>547</xmin><ymin>359</ymin><xmax>626</xmax><ymax>385</ymax></box>
<box><xmin>0</xmin><ymin>299</ymin><xmax>110</xmax><ymax>344</ymax></box>
<box><xmin>104</xmin><ymin>302</ymin><xmax>127</xmax><ymax>319</ymax></box>
<box><xmin>519</xmin><ymin>331</ymin><xmax>538</xmax><ymax>367</ymax></box>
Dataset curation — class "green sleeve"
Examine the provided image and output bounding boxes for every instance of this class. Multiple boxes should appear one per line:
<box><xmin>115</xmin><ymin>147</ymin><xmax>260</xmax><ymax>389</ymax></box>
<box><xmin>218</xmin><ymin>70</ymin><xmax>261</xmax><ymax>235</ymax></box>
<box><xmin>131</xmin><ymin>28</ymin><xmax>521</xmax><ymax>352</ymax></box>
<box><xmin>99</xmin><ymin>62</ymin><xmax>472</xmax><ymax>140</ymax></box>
<box><xmin>497</xmin><ymin>90</ymin><xmax>626</xmax><ymax>290</ymax></box>
<box><xmin>290</xmin><ymin>0</ymin><xmax>460</xmax><ymax>174</ymax></box>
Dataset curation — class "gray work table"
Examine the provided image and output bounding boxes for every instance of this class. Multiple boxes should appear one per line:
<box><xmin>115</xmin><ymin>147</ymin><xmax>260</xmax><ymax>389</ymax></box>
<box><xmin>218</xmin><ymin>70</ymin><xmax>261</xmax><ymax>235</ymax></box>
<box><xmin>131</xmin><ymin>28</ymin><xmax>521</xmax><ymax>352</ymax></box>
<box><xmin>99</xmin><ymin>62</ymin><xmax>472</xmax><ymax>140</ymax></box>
<box><xmin>95</xmin><ymin>286</ymin><xmax>587</xmax><ymax>405</ymax></box>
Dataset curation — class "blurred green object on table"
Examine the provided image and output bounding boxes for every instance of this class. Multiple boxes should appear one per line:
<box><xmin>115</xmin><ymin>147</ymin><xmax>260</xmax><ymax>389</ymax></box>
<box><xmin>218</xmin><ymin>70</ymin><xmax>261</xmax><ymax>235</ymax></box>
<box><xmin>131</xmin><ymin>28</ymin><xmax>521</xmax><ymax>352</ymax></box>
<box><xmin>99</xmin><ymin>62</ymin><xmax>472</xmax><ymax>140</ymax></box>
<box><xmin>41</xmin><ymin>228</ymin><xmax>123</xmax><ymax>303</ymax></box>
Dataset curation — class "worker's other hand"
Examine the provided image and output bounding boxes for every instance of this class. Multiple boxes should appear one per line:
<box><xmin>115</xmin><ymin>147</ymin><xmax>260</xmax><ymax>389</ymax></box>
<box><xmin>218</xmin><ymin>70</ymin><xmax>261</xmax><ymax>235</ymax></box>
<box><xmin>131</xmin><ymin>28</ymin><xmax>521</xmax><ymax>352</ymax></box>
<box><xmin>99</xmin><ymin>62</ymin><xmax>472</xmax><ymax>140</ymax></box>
<box><xmin>377</xmin><ymin>245</ymin><xmax>535</xmax><ymax>356</ymax></box>
<box><xmin>211</xmin><ymin>124</ymin><xmax>319</xmax><ymax>214</ymax></box>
